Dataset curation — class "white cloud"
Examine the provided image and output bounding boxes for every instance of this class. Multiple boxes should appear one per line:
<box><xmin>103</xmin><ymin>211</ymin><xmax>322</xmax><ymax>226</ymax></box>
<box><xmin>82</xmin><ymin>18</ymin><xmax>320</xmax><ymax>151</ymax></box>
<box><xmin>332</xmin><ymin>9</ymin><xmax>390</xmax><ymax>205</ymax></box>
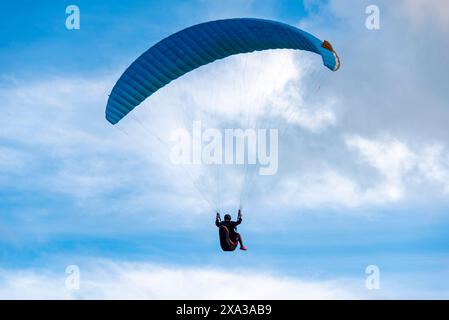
<box><xmin>399</xmin><ymin>0</ymin><xmax>449</xmax><ymax>31</ymax></box>
<box><xmin>264</xmin><ymin>134</ymin><xmax>449</xmax><ymax>209</ymax></box>
<box><xmin>0</xmin><ymin>261</ymin><xmax>360</xmax><ymax>299</ymax></box>
<box><xmin>346</xmin><ymin>135</ymin><xmax>449</xmax><ymax>198</ymax></box>
<box><xmin>418</xmin><ymin>144</ymin><xmax>449</xmax><ymax>193</ymax></box>
<box><xmin>275</xmin><ymin>170</ymin><xmax>361</xmax><ymax>207</ymax></box>
<box><xmin>345</xmin><ymin>135</ymin><xmax>415</xmax><ymax>201</ymax></box>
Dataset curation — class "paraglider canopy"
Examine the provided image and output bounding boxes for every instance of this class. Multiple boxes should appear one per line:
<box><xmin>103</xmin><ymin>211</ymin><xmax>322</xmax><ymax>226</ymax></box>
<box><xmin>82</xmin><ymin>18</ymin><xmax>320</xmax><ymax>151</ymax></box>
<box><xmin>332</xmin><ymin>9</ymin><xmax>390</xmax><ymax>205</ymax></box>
<box><xmin>105</xmin><ymin>18</ymin><xmax>340</xmax><ymax>125</ymax></box>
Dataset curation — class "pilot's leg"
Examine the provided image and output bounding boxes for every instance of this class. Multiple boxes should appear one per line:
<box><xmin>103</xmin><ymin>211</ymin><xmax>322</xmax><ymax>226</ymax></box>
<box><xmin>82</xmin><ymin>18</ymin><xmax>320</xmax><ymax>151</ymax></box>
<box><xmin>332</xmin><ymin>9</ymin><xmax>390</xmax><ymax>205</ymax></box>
<box><xmin>235</xmin><ymin>233</ymin><xmax>247</xmax><ymax>250</ymax></box>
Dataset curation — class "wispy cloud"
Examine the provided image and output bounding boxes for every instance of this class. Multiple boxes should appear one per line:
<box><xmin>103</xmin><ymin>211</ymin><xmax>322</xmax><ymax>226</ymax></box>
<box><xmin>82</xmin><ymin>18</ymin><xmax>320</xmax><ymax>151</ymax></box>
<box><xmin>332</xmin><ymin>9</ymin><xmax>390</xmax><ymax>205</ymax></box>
<box><xmin>0</xmin><ymin>260</ymin><xmax>361</xmax><ymax>299</ymax></box>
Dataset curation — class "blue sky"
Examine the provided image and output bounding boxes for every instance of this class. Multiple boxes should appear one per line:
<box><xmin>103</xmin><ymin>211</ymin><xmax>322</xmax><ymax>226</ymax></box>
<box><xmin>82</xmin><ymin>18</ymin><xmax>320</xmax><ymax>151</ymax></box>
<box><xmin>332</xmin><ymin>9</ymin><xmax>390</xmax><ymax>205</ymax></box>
<box><xmin>1</xmin><ymin>0</ymin><xmax>449</xmax><ymax>299</ymax></box>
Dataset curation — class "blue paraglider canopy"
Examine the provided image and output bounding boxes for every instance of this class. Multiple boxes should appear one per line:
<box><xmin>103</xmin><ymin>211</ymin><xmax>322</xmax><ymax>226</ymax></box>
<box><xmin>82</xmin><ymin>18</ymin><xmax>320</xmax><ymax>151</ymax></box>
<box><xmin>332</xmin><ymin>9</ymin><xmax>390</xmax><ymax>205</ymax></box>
<box><xmin>105</xmin><ymin>18</ymin><xmax>340</xmax><ymax>125</ymax></box>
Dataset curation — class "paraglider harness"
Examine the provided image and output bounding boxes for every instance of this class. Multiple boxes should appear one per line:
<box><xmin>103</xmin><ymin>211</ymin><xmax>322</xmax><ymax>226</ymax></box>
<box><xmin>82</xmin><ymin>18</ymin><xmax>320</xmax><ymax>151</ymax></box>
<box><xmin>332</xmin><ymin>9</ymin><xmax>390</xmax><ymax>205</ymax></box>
<box><xmin>216</xmin><ymin>211</ymin><xmax>241</xmax><ymax>251</ymax></box>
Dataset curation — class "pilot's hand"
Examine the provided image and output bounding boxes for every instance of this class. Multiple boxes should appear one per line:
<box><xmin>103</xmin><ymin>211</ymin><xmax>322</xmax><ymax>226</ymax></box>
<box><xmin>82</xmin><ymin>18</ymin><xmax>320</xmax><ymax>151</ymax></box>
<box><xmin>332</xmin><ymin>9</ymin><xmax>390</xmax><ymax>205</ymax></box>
<box><xmin>216</xmin><ymin>212</ymin><xmax>220</xmax><ymax>218</ymax></box>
